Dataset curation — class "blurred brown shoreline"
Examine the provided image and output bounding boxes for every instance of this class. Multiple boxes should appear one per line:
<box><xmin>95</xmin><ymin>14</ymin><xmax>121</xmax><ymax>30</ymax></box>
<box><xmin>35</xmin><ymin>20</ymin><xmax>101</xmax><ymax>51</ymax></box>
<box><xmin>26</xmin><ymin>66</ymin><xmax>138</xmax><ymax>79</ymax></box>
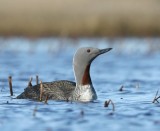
<box><xmin>0</xmin><ymin>0</ymin><xmax>160</xmax><ymax>37</ymax></box>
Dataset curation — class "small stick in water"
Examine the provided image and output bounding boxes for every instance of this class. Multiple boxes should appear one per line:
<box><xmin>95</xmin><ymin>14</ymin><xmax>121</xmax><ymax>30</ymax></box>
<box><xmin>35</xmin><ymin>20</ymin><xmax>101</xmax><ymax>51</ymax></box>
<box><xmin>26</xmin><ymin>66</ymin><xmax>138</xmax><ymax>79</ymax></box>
<box><xmin>119</xmin><ymin>85</ymin><xmax>124</xmax><ymax>91</ymax></box>
<box><xmin>80</xmin><ymin>110</ymin><xmax>84</xmax><ymax>116</ymax></box>
<box><xmin>152</xmin><ymin>90</ymin><xmax>160</xmax><ymax>103</ymax></box>
<box><xmin>44</xmin><ymin>95</ymin><xmax>49</xmax><ymax>104</ymax></box>
<box><xmin>28</xmin><ymin>77</ymin><xmax>32</xmax><ymax>87</ymax></box>
<box><xmin>33</xmin><ymin>105</ymin><xmax>38</xmax><ymax>117</ymax></box>
<box><xmin>104</xmin><ymin>99</ymin><xmax>115</xmax><ymax>111</ymax></box>
<box><xmin>36</xmin><ymin>75</ymin><xmax>39</xmax><ymax>85</ymax></box>
<box><xmin>40</xmin><ymin>80</ymin><xmax>43</xmax><ymax>101</ymax></box>
<box><xmin>8</xmin><ymin>76</ymin><xmax>13</xmax><ymax>96</ymax></box>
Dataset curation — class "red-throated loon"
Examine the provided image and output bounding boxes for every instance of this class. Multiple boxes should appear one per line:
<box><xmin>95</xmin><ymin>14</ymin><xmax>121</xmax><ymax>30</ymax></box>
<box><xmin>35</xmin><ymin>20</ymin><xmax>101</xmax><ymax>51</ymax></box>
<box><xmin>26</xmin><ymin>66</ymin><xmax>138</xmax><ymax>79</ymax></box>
<box><xmin>17</xmin><ymin>47</ymin><xmax>112</xmax><ymax>102</ymax></box>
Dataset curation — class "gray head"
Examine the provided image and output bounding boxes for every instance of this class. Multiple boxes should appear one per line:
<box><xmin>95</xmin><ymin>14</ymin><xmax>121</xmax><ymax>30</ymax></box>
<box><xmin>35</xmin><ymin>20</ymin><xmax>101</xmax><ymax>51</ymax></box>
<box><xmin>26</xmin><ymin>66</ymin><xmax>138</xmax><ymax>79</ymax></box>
<box><xmin>73</xmin><ymin>47</ymin><xmax>112</xmax><ymax>86</ymax></box>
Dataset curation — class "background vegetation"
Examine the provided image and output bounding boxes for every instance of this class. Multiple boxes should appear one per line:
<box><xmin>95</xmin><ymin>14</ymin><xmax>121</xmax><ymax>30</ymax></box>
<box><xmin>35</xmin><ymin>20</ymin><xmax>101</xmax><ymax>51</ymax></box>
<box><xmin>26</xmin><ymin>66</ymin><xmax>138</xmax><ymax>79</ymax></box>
<box><xmin>0</xmin><ymin>0</ymin><xmax>160</xmax><ymax>37</ymax></box>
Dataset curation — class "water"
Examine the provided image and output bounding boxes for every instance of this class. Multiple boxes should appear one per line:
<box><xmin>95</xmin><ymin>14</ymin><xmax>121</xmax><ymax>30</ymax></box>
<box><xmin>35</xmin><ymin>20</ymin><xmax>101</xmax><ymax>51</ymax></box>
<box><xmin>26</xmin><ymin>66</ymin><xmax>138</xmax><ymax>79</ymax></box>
<box><xmin>0</xmin><ymin>37</ymin><xmax>160</xmax><ymax>131</ymax></box>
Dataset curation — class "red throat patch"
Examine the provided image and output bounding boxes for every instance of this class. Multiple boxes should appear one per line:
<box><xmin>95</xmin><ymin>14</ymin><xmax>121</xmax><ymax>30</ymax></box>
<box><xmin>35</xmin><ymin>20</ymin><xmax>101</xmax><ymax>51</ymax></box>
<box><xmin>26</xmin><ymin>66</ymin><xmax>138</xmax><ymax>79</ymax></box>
<box><xmin>82</xmin><ymin>64</ymin><xmax>92</xmax><ymax>85</ymax></box>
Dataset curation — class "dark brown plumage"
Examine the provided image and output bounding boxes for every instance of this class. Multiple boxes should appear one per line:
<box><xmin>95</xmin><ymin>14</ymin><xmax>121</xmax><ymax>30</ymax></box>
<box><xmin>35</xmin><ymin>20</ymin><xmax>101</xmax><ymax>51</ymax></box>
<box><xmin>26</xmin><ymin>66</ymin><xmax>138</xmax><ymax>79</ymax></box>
<box><xmin>17</xmin><ymin>80</ymin><xmax>76</xmax><ymax>101</ymax></box>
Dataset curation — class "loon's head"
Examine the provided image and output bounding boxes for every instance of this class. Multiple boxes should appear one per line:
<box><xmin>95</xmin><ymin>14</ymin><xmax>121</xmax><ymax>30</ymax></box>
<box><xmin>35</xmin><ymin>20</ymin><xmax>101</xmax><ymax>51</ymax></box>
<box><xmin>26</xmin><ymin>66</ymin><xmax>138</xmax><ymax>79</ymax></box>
<box><xmin>73</xmin><ymin>47</ymin><xmax>112</xmax><ymax>86</ymax></box>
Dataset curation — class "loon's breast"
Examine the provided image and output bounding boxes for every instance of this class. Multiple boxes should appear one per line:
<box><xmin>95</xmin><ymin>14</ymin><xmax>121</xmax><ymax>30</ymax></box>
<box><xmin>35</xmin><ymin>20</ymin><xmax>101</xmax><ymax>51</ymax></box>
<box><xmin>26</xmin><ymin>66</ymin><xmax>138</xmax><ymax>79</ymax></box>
<box><xmin>73</xmin><ymin>85</ymin><xmax>97</xmax><ymax>102</ymax></box>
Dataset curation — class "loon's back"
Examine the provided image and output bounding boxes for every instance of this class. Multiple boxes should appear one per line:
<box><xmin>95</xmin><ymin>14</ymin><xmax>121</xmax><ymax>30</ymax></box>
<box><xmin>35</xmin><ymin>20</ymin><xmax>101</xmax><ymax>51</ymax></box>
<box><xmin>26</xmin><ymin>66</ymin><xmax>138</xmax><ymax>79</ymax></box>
<box><xmin>17</xmin><ymin>80</ymin><xmax>76</xmax><ymax>101</ymax></box>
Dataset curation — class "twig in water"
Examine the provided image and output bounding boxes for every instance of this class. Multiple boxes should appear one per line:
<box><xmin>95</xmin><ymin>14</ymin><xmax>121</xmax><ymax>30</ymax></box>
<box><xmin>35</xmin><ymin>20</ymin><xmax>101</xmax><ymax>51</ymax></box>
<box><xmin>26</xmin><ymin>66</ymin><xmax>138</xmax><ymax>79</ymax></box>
<box><xmin>44</xmin><ymin>95</ymin><xmax>49</xmax><ymax>104</ymax></box>
<box><xmin>104</xmin><ymin>99</ymin><xmax>115</xmax><ymax>111</ymax></box>
<box><xmin>40</xmin><ymin>80</ymin><xmax>43</xmax><ymax>101</ymax></box>
<box><xmin>152</xmin><ymin>90</ymin><xmax>160</xmax><ymax>103</ymax></box>
<box><xmin>80</xmin><ymin>110</ymin><xmax>84</xmax><ymax>116</ymax></box>
<box><xmin>66</xmin><ymin>98</ymin><xmax>69</xmax><ymax>102</ymax></box>
<box><xmin>36</xmin><ymin>75</ymin><xmax>39</xmax><ymax>85</ymax></box>
<box><xmin>8</xmin><ymin>76</ymin><xmax>13</xmax><ymax>96</ymax></box>
<box><xmin>33</xmin><ymin>105</ymin><xmax>38</xmax><ymax>117</ymax></box>
<box><xmin>119</xmin><ymin>85</ymin><xmax>124</xmax><ymax>91</ymax></box>
<box><xmin>28</xmin><ymin>77</ymin><xmax>32</xmax><ymax>87</ymax></box>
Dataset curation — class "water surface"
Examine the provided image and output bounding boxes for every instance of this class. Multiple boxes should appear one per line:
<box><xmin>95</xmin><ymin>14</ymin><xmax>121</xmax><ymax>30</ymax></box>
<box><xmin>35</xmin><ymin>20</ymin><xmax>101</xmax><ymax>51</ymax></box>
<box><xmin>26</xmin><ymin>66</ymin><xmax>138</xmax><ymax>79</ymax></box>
<box><xmin>0</xmin><ymin>37</ymin><xmax>160</xmax><ymax>131</ymax></box>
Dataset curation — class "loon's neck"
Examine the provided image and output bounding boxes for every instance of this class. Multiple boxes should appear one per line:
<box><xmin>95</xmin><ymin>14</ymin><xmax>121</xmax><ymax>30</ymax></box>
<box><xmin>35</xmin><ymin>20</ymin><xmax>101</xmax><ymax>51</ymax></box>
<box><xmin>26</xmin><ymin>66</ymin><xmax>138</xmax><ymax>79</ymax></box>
<box><xmin>73</xmin><ymin>64</ymin><xmax>97</xmax><ymax>101</ymax></box>
<box><xmin>74</xmin><ymin>64</ymin><xmax>92</xmax><ymax>86</ymax></box>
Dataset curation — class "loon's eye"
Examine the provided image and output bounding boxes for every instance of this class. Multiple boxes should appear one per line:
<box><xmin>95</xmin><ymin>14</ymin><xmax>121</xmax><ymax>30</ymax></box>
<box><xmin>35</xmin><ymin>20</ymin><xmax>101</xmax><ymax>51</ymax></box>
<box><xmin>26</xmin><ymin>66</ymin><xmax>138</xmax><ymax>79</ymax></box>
<box><xmin>87</xmin><ymin>49</ymin><xmax>91</xmax><ymax>53</ymax></box>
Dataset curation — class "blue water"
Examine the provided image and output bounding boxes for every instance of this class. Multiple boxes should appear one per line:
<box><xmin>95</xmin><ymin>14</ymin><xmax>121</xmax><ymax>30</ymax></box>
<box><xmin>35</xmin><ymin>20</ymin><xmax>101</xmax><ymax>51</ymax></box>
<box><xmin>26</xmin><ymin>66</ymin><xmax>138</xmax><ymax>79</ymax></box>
<box><xmin>0</xmin><ymin>37</ymin><xmax>160</xmax><ymax>131</ymax></box>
